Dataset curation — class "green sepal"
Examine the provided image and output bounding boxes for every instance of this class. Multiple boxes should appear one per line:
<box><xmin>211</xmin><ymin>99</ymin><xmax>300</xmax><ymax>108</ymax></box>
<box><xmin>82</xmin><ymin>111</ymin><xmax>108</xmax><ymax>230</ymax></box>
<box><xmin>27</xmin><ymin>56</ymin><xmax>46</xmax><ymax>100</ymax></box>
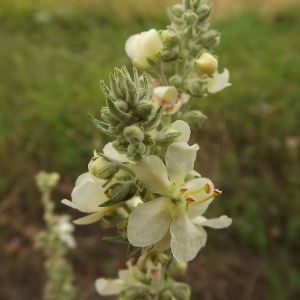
<box><xmin>143</xmin><ymin>106</ymin><xmax>163</xmax><ymax>130</ymax></box>
<box><xmin>106</xmin><ymin>97</ymin><xmax>131</xmax><ymax>121</ymax></box>
<box><xmin>99</xmin><ymin>196</ymin><xmax>127</xmax><ymax>207</ymax></box>
<box><xmin>102</xmin><ymin>236</ymin><xmax>128</xmax><ymax>244</ymax></box>
<box><xmin>89</xmin><ymin>114</ymin><xmax>115</xmax><ymax>137</ymax></box>
<box><xmin>127</xmin><ymin>244</ymin><xmax>140</xmax><ymax>257</ymax></box>
<box><xmin>155</xmin><ymin>131</ymin><xmax>182</xmax><ymax>144</ymax></box>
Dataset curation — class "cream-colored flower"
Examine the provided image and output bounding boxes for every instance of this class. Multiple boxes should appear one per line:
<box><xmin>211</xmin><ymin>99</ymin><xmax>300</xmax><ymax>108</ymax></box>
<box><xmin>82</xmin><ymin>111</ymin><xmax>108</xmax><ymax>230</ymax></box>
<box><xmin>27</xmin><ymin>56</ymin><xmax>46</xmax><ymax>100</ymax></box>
<box><xmin>95</xmin><ymin>262</ymin><xmax>145</xmax><ymax>296</ymax></box>
<box><xmin>152</xmin><ymin>86</ymin><xmax>190</xmax><ymax>114</ymax></box>
<box><xmin>127</xmin><ymin>142</ymin><xmax>232</xmax><ymax>263</ymax></box>
<box><xmin>125</xmin><ymin>29</ymin><xmax>163</xmax><ymax>69</ymax></box>
<box><xmin>62</xmin><ymin>172</ymin><xmax>110</xmax><ymax>225</ymax></box>
<box><xmin>195</xmin><ymin>52</ymin><xmax>218</xmax><ymax>75</ymax></box>
<box><xmin>206</xmin><ymin>68</ymin><xmax>231</xmax><ymax>93</ymax></box>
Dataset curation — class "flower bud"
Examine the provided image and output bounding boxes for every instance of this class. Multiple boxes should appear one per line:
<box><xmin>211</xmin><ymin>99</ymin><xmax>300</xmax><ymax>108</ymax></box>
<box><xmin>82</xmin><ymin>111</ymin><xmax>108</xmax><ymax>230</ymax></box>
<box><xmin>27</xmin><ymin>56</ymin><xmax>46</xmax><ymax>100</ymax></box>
<box><xmin>170</xmin><ymin>4</ymin><xmax>184</xmax><ymax>17</ymax></box>
<box><xmin>160</xmin><ymin>29</ymin><xmax>178</xmax><ymax>47</ymax></box>
<box><xmin>169</xmin><ymin>75</ymin><xmax>182</xmax><ymax>88</ymax></box>
<box><xmin>201</xmin><ymin>29</ymin><xmax>220</xmax><ymax>49</ymax></box>
<box><xmin>114</xmin><ymin>100</ymin><xmax>129</xmax><ymax>112</ymax></box>
<box><xmin>106</xmin><ymin>181</ymin><xmax>136</xmax><ymax>203</ymax></box>
<box><xmin>123</xmin><ymin>125</ymin><xmax>144</xmax><ymax>144</ymax></box>
<box><xmin>184</xmin><ymin>78</ymin><xmax>205</xmax><ymax>96</ymax></box>
<box><xmin>168</xmin><ymin>282</ymin><xmax>191</xmax><ymax>300</ymax></box>
<box><xmin>89</xmin><ymin>156</ymin><xmax>118</xmax><ymax>179</ymax></box>
<box><xmin>135</xmin><ymin>100</ymin><xmax>154</xmax><ymax>116</ymax></box>
<box><xmin>127</xmin><ymin>143</ymin><xmax>147</xmax><ymax>161</ymax></box>
<box><xmin>195</xmin><ymin>52</ymin><xmax>218</xmax><ymax>75</ymax></box>
<box><xmin>182</xmin><ymin>110</ymin><xmax>207</xmax><ymax>128</ymax></box>
<box><xmin>196</xmin><ymin>3</ymin><xmax>211</xmax><ymax>21</ymax></box>
<box><xmin>183</xmin><ymin>10</ymin><xmax>198</xmax><ymax>25</ymax></box>
<box><xmin>125</xmin><ymin>29</ymin><xmax>163</xmax><ymax>69</ymax></box>
<box><xmin>159</xmin><ymin>48</ymin><xmax>177</xmax><ymax>62</ymax></box>
<box><xmin>122</xmin><ymin>285</ymin><xmax>149</xmax><ymax>300</ymax></box>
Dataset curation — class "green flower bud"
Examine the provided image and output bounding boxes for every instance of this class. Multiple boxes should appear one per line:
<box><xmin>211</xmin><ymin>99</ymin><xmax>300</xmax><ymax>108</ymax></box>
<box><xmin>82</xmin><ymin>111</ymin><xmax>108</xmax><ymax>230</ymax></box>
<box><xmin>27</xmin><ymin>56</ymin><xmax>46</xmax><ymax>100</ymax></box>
<box><xmin>183</xmin><ymin>10</ymin><xmax>198</xmax><ymax>25</ymax></box>
<box><xmin>196</xmin><ymin>3</ymin><xmax>211</xmax><ymax>21</ymax></box>
<box><xmin>122</xmin><ymin>284</ymin><xmax>149</xmax><ymax>300</ymax></box>
<box><xmin>160</xmin><ymin>29</ymin><xmax>179</xmax><ymax>47</ymax></box>
<box><xmin>106</xmin><ymin>181</ymin><xmax>136</xmax><ymax>204</ymax></box>
<box><xmin>184</xmin><ymin>78</ymin><xmax>205</xmax><ymax>96</ymax></box>
<box><xmin>182</xmin><ymin>110</ymin><xmax>207</xmax><ymax>128</ymax></box>
<box><xmin>169</xmin><ymin>282</ymin><xmax>191</xmax><ymax>300</ymax></box>
<box><xmin>170</xmin><ymin>4</ymin><xmax>184</xmax><ymax>17</ymax></box>
<box><xmin>89</xmin><ymin>156</ymin><xmax>118</xmax><ymax>179</ymax></box>
<box><xmin>127</xmin><ymin>143</ymin><xmax>147</xmax><ymax>161</ymax></box>
<box><xmin>169</xmin><ymin>75</ymin><xmax>182</xmax><ymax>88</ymax></box>
<box><xmin>112</xmin><ymin>139</ymin><xmax>128</xmax><ymax>152</ymax></box>
<box><xmin>114</xmin><ymin>100</ymin><xmax>129</xmax><ymax>112</ymax></box>
<box><xmin>135</xmin><ymin>100</ymin><xmax>154</xmax><ymax>117</ymax></box>
<box><xmin>201</xmin><ymin>29</ymin><xmax>220</xmax><ymax>49</ymax></box>
<box><xmin>159</xmin><ymin>48</ymin><xmax>178</xmax><ymax>62</ymax></box>
<box><xmin>123</xmin><ymin>125</ymin><xmax>144</xmax><ymax>144</ymax></box>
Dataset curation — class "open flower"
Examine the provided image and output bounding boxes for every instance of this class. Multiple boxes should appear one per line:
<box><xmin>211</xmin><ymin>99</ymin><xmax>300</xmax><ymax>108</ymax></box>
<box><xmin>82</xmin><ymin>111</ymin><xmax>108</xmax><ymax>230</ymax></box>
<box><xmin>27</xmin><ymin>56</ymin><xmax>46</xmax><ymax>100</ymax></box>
<box><xmin>125</xmin><ymin>29</ymin><xmax>163</xmax><ymax>69</ymax></box>
<box><xmin>206</xmin><ymin>68</ymin><xmax>231</xmax><ymax>93</ymax></box>
<box><xmin>127</xmin><ymin>142</ymin><xmax>232</xmax><ymax>263</ymax></box>
<box><xmin>152</xmin><ymin>86</ymin><xmax>190</xmax><ymax>114</ymax></box>
<box><xmin>62</xmin><ymin>172</ymin><xmax>110</xmax><ymax>225</ymax></box>
<box><xmin>95</xmin><ymin>261</ymin><xmax>145</xmax><ymax>296</ymax></box>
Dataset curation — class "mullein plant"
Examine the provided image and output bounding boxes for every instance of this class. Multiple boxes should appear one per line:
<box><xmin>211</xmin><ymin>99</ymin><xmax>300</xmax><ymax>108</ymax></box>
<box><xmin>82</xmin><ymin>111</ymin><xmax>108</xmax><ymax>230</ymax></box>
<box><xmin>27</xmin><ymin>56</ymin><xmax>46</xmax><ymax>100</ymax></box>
<box><xmin>35</xmin><ymin>171</ymin><xmax>77</xmax><ymax>300</ymax></box>
<box><xmin>62</xmin><ymin>0</ymin><xmax>232</xmax><ymax>299</ymax></box>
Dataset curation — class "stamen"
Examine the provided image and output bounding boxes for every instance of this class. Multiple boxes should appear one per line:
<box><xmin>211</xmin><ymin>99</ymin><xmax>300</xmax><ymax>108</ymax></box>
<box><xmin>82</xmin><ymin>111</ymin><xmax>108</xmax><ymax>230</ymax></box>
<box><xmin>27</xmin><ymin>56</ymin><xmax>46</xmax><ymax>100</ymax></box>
<box><xmin>194</xmin><ymin>189</ymin><xmax>222</xmax><ymax>204</ymax></box>
<box><xmin>185</xmin><ymin>197</ymin><xmax>195</xmax><ymax>211</ymax></box>
<box><xmin>189</xmin><ymin>183</ymin><xmax>212</xmax><ymax>196</ymax></box>
<box><xmin>180</xmin><ymin>188</ymin><xmax>188</xmax><ymax>193</ymax></box>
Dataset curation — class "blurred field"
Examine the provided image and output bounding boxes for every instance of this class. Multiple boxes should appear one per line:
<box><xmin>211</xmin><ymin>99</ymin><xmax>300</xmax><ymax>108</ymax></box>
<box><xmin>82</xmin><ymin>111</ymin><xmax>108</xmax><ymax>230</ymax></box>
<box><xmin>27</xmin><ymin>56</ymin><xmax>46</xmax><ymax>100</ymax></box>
<box><xmin>1</xmin><ymin>0</ymin><xmax>300</xmax><ymax>299</ymax></box>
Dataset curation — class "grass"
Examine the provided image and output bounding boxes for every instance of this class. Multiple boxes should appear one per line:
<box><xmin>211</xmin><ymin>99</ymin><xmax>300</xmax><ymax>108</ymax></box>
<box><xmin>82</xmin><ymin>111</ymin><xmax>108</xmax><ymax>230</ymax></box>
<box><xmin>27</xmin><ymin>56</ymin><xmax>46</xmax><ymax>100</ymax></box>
<box><xmin>0</xmin><ymin>1</ymin><xmax>300</xmax><ymax>300</ymax></box>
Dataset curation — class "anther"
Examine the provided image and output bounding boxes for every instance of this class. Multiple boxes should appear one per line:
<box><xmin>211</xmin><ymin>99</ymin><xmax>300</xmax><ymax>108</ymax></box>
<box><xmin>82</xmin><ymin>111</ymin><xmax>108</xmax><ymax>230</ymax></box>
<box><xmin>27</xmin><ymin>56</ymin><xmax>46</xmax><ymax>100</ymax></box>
<box><xmin>204</xmin><ymin>183</ymin><xmax>211</xmax><ymax>193</ymax></box>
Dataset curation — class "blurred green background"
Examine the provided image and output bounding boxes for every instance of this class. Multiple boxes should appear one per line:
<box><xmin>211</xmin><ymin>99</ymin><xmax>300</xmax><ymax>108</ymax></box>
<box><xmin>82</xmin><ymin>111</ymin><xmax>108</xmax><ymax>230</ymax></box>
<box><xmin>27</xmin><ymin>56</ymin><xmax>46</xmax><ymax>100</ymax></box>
<box><xmin>0</xmin><ymin>0</ymin><xmax>299</xmax><ymax>299</ymax></box>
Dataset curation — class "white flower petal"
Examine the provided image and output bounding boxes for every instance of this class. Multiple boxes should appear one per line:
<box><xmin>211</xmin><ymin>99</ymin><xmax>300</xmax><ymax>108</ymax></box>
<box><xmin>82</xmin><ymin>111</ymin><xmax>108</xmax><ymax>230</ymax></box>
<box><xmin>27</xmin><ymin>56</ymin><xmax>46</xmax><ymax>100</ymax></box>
<box><xmin>207</xmin><ymin>68</ymin><xmax>231</xmax><ymax>94</ymax></box>
<box><xmin>71</xmin><ymin>174</ymin><xmax>107</xmax><ymax>213</ymax></box>
<box><xmin>184</xmin><ymin>177</ymin><xmax>215</xmax><ymax>218</ymax></box>
<box><xmin>103</xmin><ymin>142</ymin><xmax>129</xmax><ymax>162</ymax></box>
<box><xmin>153</xmin><ymin>86</ymin><xmax>177</xmax><ymax>103</ymax></box>
<box><xmin>170</xmin><ymin>212</ymin><xmax>207</xmax><ymax>263</ymax></box>
<box><xmin>127</xmin><ymin>197</ymin><xmax>172</xmax><ymax>247</ymax></box>
<box><xmin>193</xmin><ymin>215</ymin><xmax>232</xmax><ymax>229</ymax></box>
<box><xmin>125</xmin><ymin>29</ymin><xmax>163</xmax><ymax>69</ymax></box>
<box><xmin>166</xmin><ymin>142</ymin><xmax>199</xmax><ymax>184</ymax></box>
<box><xmin>170</xmin><ymin>120</ymin><xmax>191</xmax><ymax>143</ymax></box>
<box><xmin>133</xmin><ymin>156</ymin><xmax>170</xmax><ymax>195</ymax></box>
<box><xmin>73</xmin><ymin>209</ymin><xmax>109</xmax><ymax>225</ymax></box>
<box><xmin>153</xmin><ymin>232</ymin><xmax>171</xmax><ymax>252</ymax></box>
<box><xmin>95</xmin><ymin>278</ymin><xmax>123</xmax><ymax>296</ymax></box>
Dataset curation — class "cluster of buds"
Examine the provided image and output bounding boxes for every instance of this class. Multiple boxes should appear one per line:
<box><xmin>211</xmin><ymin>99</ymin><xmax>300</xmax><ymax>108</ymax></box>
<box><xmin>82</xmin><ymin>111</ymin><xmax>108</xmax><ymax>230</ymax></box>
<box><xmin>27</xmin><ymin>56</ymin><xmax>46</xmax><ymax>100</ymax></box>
<box><xmin>95</xmin><ymin>251</ymin><xmax>191</xmax><ymax>300</ymax></box>
<box><xmin>91</xmin><ymin>67</ymin><xmax>163</xmax><ymax>160</ymax></box>
<box><xmin>125</xmin><ymin>0</ymin><xmax>230</xmax><ymax>101</ymax></box>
